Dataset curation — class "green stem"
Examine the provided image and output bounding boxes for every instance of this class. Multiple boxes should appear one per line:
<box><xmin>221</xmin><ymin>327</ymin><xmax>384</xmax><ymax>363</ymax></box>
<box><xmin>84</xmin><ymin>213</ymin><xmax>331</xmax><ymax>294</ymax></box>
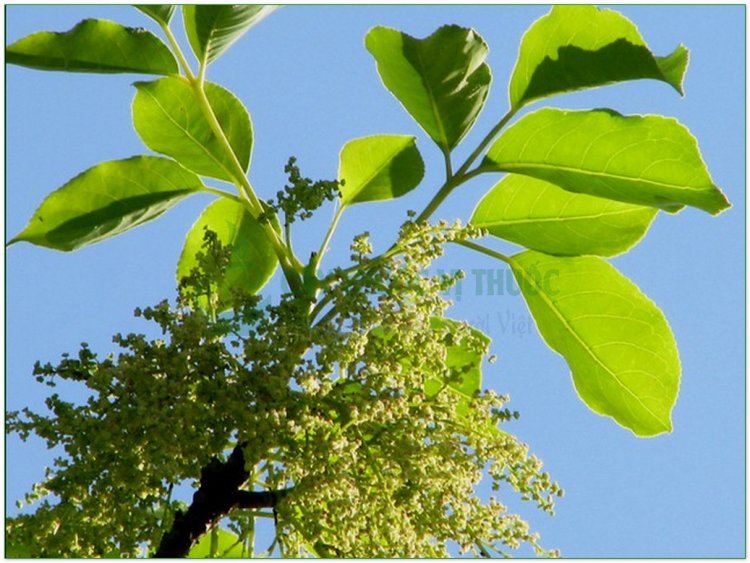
<box><xmin>199</xmin><ymin>185</ymin><xmax>242</xmax><ymax>202</ymax></box>
<box><xmin>414</xmin><ymin>170</ymin><xmax>480</xmax><ymax>224</ymax></box>
<box><xmin>454</xmin><ymin>107</ymin><xmax>517</xmax><ymax>178</ymax></box>
<box><xmin>442</xmin><ymin>147</ymin><xmax>453</xmax><ymax>180</ymax></box>
<box><xmin>188</xmin><ymin>78</ymin><xmax>304</xmax><ymax>294</ymax></box>
<box><xmin>210</xmin><ymin>526</ymin><xmax>219</xmax><ymax>557</ymax></box>
<box><xmin>454</xmin><ymin>239</ymin><xmax>511</xmax><ymax>264</ymax></box>
<box><xmin>415</xmin><ymin>108</ymin><xmax>517</xmax><ymax>224</ymax></box>
<box><xmin>311</xmin><ymin>202</ymin><xmax>345</xmax><ymax>275</ymax></box>
<box><xmin>160</xmin><ymin>22</ymin><xmax>195</xmax><ymax>79</ymax></box>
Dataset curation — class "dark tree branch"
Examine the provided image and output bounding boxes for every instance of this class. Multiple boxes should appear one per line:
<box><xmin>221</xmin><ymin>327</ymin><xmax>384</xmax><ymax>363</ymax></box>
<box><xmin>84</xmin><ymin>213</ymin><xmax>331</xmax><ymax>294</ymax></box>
<box><xmin>154</xmin><ymin>444</ymin><xmax>292</xmax><ymax>558</ymax></box>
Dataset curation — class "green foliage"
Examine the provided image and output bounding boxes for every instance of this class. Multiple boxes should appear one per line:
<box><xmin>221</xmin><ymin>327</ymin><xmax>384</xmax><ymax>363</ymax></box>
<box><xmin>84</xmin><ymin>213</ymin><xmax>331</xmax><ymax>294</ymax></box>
<box><xmin>133</xmin><ymin>77</ymin><xmax>254</xmax><ymax>182</ymax></box>
<box><xmin>482</xmin><ymin>108</ymin><xmax>730</xmax><ymax>214</ymax></box>
<box><xmin>510</xmin><ymin>252</ymin><xmax>680</xmax><ymax>437</ymax></box>
<box><xmin>8</xmin><ymin>156</ymin><xmax>205</xmax><ymax>251</ymax></box>
<box><xmin>509</xmin><ymin>5</ymin><xmax>688</xmax><ymax>109</ymax></box>
<box><xmin>5</xmin><ymin>18</ymin><xmax>177</xmax><ymax>74</ymax></box>
<box><xmin>338</xmin><ymin>135</ymin><xmax>424</xmax><ymax>206</ymax></box>
<box><xmin>177</xmin><ymin>201</ymin><xmax>278</xmax><ymax>313</ymax></box>
<box><xmin>366</xmin><ymin>25</ymin><xmax>491</xmax><ymax>153</ymax></box>
<box><xmin>187</xmin><ymin>528</ymin><xmax>245</xmax><ymax>558</ymax></box>
<box><xmin>134</xmin><ymin>5</ymin><xmax>176</xmax><ymax>26</ymax></box>
<box><xmin>6</xmin><ymin>4</ymin><xmax>730</xmax><ymax>558</ymax></box>
<box><xmin>183</xmin><ymin>5</ymin><xmax>277</xmax><ymax>65</ymax></box>
<box><xmin>471</xmin><ymin>175</ymin><xmax>657</xmax><ymax>257</ymax></box>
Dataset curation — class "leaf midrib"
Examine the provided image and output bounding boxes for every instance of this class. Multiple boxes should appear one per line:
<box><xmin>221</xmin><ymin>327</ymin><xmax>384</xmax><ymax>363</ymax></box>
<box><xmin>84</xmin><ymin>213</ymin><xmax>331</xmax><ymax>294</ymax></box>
<box><xmin>412</xmin><ymin>43</ymin><xmax>450</xmax><ymax>151</ymax></box>
<box><xmin>494</xmin><ymin>161</ymin><xmax>707</xmax><ymax>193</ymax></box>
<box><xmin>140</xmin><ymin>85</ymin><xmax>235</xmax><ymax>181</ymax></box>
<box><xmin>475</xmin><ymin>205</ymin><xmax>649</xmax><ymax>228</ymax></box>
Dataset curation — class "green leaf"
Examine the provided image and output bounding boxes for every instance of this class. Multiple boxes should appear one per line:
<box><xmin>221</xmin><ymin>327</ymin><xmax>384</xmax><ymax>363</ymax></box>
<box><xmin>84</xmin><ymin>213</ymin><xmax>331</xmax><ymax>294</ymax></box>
<box><xmin>6</xmin><ymin>19</ymin><xmax>177</xmax><ymax>75</ymax></box>
<box><xmin>177</xmin><ymin>198</ymin><xmax>278</xmax><ymax>309</ymax></box>
<box><xmin>470</xmin><ymin>174</ymin><xmax>658</xmax><ymax>257</ymax></box>
<box><xmin>6</xmin><ymin>538</ymin><xmax>33</xmax><ymax>558</ymax></box>
<box><xmin>365</xmin><ymin>25</ymin><xmax>491</xmax><ymax>152</ymax></box>
<box><xmin>187</xmin><ymin>528</ymin><xmax>244</xmax><ymax>558</ymax></box>
<box><xmin>510</xmin><ymin>251</ymin><xmax>680</xmax><ymax>436</ymax></box>
<box><xmin>133</xmin><ymin>77</ymin><xmax>253</xmax><ymax>182</ymax></box>
<box><xmin>338</xmin><ymin>135</ymin><xmax>424</xmax><ymax>206</ymax></box>
<box><xmin>483</xmin><ymin>108</ymin><xmax>731</xmax><ymax>215</ymax></box>
<box><xmin>424</xmin><ymin>318</ymin><xmax>490</xmax><ymax>418</ymax></box>
<box><xmin>134</xmin><ymin>5</ymin><xmax>176</xmax><ymax>25</ymax></box>
<box><xmin>9</xmin><ymin>156</ymin><xmax>203</xmax><ymax>251</ymax></box>
<box><xmin>183</xmin><ymin>5</ymin><xmax>278</xmax><ymax>65</ymax></box>
<box><xmin>510</xmin><ymin>5</ymin><xmax>688</xmax><ymax>109</ymax></box>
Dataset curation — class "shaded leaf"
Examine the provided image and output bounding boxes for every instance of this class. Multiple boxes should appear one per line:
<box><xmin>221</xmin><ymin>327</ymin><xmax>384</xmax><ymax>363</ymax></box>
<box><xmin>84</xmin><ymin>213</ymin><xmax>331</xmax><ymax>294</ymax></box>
<box><xmin>510</xmin><ymin>251</ymin><xmax>680</xmax><ymax>436</ymax></box>
<box><xmin>6</xmin><ymin>19</ymin><xmax>177</xmax><ymax>75</ymax></box>
<box><xmin>338</xmin><ymin>135</ymin><xmax>424</xmax><ymax>206</ymax></box>
<box><xmin>133</xmin><ymin>77</ymin><xmax>253</xmax><ymax>182</ymax></box>
<box><xmin>471</xmin><ymin>174</ymin><xmax>658</xmax><ymax>256</ymax></box>
<box><xmin>510</xmin><ymin>5</ymin><xmax>688</xmax><ymax>109</ymax></box>
<box><xmin>9</xmin><ymin>156</ymin><xmax>203</xmax><ymax>251</ymax></box>
<box><xmin>183</xmin><ymin>5</ymin><xmax>277</xmax><ymax>65</ymax></box>
<box><xmin>365</xmin><ymin>25</ymin><xmax>491</xmax><ymax>152</ymax></box>
<box><xmin>483</xmin><ymin>108</ymin><xmax>730</xmax><ymax>215</ymax></box>
<box><xmin>177</xmin><ymin>198</ymin><xmax>277</xmax><ymax>310</ymax></box>
<box><xmin>134</xmin><ymin>5</ymin><xmax>176</xmax><ymax>25</ymax></box>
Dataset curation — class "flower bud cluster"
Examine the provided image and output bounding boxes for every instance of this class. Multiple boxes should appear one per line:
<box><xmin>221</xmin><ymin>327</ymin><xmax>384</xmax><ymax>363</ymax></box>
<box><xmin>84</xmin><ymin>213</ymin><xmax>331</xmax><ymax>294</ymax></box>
<box><xmin>264</xmin><ymin>156</ymin><xmax>341</xmax><ymax>225</ymax></box>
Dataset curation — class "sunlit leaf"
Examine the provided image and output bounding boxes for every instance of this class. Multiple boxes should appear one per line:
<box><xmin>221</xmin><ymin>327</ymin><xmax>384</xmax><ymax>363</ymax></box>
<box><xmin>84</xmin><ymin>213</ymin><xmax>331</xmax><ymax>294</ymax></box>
<box><xmin>338</xmin><ymin>135</ymin><xmax>424</xmax><ymax>206</ymax></box>
<box><xmin>134</xmin><ymin>5</ymin><xmax>176</xmax><ymax>26</ymax></box>
<box><xmin>6</xmin><ymin>19</ymin><xmax>177</xmax><ymax>75</ymax></box>
<box><xmin>133</xmin><ymin>77</ymin><xmax>253</xmax><ymax>182</ymax></box>
<box><xmin>9</xmin><ymin>156</ymin><xmax>203</xmax><ymax>251</ymax></box>
<box><xmin>483</xmin><ymin>108</ymin><xmax>730</xmax><ymax>215</ymax></box>
<box><xmin>177</xmin><ymin>198</ymin><xmax>277</xmax><ymax>310</ymax></box>
<box><xmin>187</xmin><ymin>528</ymin><xmax>244</xmax><ymax>558</ymax></box>
<box><xmin>510</xmin><ymin>5</ymin><xmax>688</xmax><ymax>109</ymax></box>
<box><xmin>365</xmin><ymin>25</ymin><xmax>491</xmax><ymax>152</ymax></box>
<box><xmin>471</xmin><ymin>175</ymin><xmax>658</xmax><ymax>256</ymax></box>
<box><xmin>183</xmin><ymin>5</ymin><xmax>277</xmax><ymax>65</ymax></box>
<box><xmin>510</xmin><ymin>251</ymin><xmax>680</xmax><ymax>436</ymax></box>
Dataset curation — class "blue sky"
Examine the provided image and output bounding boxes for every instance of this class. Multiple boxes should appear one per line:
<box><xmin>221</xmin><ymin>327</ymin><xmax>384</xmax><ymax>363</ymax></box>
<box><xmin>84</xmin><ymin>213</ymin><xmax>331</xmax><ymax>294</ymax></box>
<box><xmin>5</xmin><ymin>5</ymin><xmax>745</xmax><ymax>557</ymax></box>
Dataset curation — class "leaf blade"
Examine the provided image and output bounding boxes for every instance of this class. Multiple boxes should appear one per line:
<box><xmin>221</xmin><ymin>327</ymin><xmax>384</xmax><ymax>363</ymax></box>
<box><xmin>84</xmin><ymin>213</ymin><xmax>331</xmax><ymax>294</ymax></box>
<box><xmin>338</xmin><ymin>135</ymin><xmax>424</xmax><ymax>206</ymax></box>
<box><xmin>6</xmin><ymin>19</ymin><xmax>177</xmax><ymax>75</ymax></box>
<box><xmin>9</xmin><ymin>156</ymin><xmax>203</xmax><ymax>251</ymax></box>
<box><xmin>187</xmin><ymin>528</ymin><xmax>244</xmax><ymax>559</ymax></box>
<box><xmin>133</xmin><ymin>77</ymin><xmax>253</xmax><ymax>182</ymax></box>
<box><xmin>134</xmin><ymin>5</ymin><xmax>176</xmax><ymax>25</ymax></box>
<box><xmin>470</xmin><ymin>174</ymin><xmax>658</xmax><ymax>256</ymax></box>
<box><xmin>510</xmin><ymin>251</ymin><xmax>680</xmax><ymax>436</ymax></box>
<box><xmin>183</xmin><ymin>5</ymin><xmax>277</xmax><ymax>65</ymax></box>
<box><xmin>177</xmin><ymin>198</ymin><xmax>278</xmax><ymax>310</ymax></box>
<box><xmin>510</xmin><ymin>5</ymin><xmax>688</xmax><ymax>109</ymax></box>
<box><xmin>483</xmin><ymin>108</ymin><xmax>731</xmax><ymax>215</ymax></box>
<box><xmin>365</xmin><ymin>25</ymin><xmax>491</xmax><ymax>152</ymax></box>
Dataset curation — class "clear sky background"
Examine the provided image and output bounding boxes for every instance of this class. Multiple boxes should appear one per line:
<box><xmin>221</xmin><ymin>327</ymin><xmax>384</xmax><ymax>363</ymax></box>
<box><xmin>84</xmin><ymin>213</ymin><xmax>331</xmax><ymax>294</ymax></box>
<box><xmin>5</xmin><ymin>4</ymin><xmax>745</xmax><ymax>558</ymax></box>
